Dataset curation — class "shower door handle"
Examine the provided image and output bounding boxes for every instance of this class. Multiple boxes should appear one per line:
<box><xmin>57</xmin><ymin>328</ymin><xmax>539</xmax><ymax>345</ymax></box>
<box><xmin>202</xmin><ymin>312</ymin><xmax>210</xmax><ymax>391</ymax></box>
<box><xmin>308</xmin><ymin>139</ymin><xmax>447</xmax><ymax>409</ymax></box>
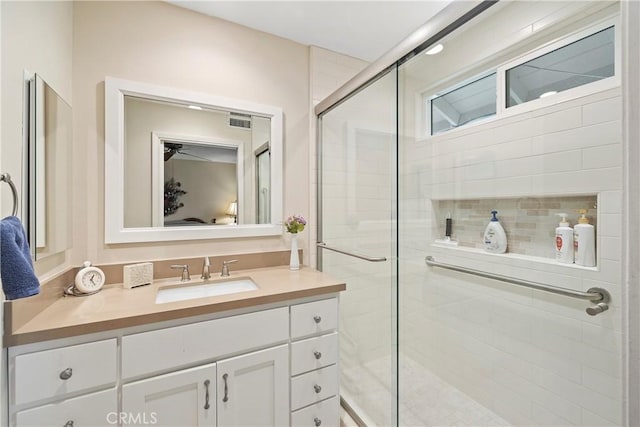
<box><xmin>317</xmin><ymin>243</ymin><xmax>387</xmax><ymax>262</ymax></box>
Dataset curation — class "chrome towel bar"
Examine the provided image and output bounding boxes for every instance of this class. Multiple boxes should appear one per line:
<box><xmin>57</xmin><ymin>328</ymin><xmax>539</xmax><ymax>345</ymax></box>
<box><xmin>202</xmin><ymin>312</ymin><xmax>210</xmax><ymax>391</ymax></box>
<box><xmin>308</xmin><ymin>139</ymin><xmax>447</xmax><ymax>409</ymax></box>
<box><xmin>425</xmin><ymin>256</ymin><xmax>610</xmax><ymax>316</ymax></box>
<box><xmin>317</xmin><ymin>243</ymin><xmax>387</xmax><ymax>262</ymax></box>
<box><xmin>0</xmin><ymin>173</ymin><xmax>18</xmax><ymax>217</ymax></box>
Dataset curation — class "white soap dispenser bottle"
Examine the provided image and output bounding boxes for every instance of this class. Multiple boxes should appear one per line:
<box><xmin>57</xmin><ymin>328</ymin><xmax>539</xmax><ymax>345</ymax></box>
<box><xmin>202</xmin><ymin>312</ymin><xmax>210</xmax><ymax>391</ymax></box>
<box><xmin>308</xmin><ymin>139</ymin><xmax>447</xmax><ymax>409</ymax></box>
<box><xmin>555</xmin><ymin>213</ymin><xmax>574</xmax><ymax>264</ymax></box>
<box><xmin>574</xmin><ymin>209</ymin><xmax>595</xmax><ymax>267</ymax></box>
<box><xmin>484</xmin><ymin>210</ymin><xmax>507</xmax><ymax>254</ymax></box>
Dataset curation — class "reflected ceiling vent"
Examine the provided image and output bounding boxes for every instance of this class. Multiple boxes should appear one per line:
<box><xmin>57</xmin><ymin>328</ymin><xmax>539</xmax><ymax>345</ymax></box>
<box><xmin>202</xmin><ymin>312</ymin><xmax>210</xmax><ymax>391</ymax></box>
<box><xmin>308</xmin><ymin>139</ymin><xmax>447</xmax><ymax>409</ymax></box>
<box><xmin>229</xmin><ymin>113</ymin><xmax>252</xmax><ymax>130</ymax></box>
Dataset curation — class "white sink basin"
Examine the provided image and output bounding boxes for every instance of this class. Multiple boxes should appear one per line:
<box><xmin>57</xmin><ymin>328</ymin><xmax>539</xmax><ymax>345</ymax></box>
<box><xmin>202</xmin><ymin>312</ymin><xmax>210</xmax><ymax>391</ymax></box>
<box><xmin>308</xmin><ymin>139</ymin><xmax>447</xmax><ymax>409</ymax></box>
<box><xmin>155</xmin><ymin>277</ymin><xmax>258</xmax><ymax>304</ymax></box>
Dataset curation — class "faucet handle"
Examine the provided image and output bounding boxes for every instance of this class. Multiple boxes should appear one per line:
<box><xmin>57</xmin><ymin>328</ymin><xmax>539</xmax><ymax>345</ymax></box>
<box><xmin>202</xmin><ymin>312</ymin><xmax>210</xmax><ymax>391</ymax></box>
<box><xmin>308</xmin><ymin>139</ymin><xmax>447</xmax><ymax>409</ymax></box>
<box><xmin>170</xmin><ymin>264</ymin><xmax>191</xmax><ymax>282</ymax></box>
<box><xmin>221</xmin><ymin>259</ymin><xmax>238</xmax><ymax>277</ymax></box>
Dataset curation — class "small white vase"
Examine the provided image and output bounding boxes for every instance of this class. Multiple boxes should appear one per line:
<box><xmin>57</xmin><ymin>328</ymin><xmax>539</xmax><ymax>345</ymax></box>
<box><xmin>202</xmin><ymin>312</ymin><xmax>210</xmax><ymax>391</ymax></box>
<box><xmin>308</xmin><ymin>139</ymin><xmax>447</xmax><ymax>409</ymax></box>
<box><xmin>289</xmin><ymin>233</ymin><xmax>300</xmax><ymax>270</ymax></box>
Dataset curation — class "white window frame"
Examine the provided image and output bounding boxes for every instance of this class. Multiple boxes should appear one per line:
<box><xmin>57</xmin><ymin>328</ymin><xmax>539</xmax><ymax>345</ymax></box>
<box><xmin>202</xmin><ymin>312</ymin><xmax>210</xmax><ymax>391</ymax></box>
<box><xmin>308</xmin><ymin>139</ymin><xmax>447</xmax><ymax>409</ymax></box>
<box><xmin>423</xmin><ymin>15</ymin><xmax>619</xmax><ymax>138</ymax></box>
<box><xmin>497</xmin><ymin>17</ymin><xmax>619</xmax><ymax>117</ymax></box>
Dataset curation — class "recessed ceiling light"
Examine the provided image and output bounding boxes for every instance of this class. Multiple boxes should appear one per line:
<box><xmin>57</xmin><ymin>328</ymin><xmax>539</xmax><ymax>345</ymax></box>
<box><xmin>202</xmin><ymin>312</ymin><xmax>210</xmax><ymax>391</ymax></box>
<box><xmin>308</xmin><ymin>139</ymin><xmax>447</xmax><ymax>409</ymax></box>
<box><xmin>425</xmin><ymin>44</ymin><xmax>444</xmax><ymax>55</ymax></box>
<box><xmin>539</xmin><ymin>91</ymin><xmax>558</xmax><ymax>99</ymax></box>
<box><xmin>188</xmin><ymin>105</ymin><xmax>202</xmax><ymax>110</ymax></box>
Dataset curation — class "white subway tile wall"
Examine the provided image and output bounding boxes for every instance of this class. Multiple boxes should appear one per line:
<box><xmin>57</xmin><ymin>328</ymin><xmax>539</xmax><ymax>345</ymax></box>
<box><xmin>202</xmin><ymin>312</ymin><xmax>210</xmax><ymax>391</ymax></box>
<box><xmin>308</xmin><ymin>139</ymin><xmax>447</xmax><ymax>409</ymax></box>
<box><xmin>400</xmin><ymin>88</ymin><xmax>623</xmax><ymax>425</ymax></box>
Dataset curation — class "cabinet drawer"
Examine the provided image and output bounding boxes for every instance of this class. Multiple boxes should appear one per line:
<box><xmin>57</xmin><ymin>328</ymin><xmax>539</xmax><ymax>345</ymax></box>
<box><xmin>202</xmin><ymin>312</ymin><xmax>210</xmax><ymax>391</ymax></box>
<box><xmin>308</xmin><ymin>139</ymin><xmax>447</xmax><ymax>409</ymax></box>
<box><xmin>291</xmin><ymin>396</ymin><xmax>339</xmax><ymax>427</ymax></box>
<box><xmin>13</xmin><ymin>339</ymin><xmax>117</xmax><ymax>405</ymax></box>
<box><xmin>15</xmin><ymin>388</ymin><xmax>116</xmax><ymax>427</ymax></box>
<box><xmin>291</xmin><ymin>365</ymin><xmax>338</xmax><ymax>411</ymax></box>
<box><xmin>122</xmin><ymin>307</ymin><xmax>288</xmax><ymax>379</ymax></box>
<box><xmin>291</xmin><ymin>332</ymin><xmax>338</xmax><ymax>375</ymax></box>
<box><xmin>291</xmin><ymin>298</ymin><xmax>338</xmax><ymax>339</ymax></box>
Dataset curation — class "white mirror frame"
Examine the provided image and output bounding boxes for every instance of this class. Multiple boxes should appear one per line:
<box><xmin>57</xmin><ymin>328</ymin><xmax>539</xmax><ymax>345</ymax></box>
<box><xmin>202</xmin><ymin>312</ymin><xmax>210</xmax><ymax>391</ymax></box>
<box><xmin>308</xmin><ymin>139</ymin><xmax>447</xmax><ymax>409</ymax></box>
<box><xmin>104</xmin><ymin>76</ymin><xmax>283</xmax><ymax>243</ymax></box>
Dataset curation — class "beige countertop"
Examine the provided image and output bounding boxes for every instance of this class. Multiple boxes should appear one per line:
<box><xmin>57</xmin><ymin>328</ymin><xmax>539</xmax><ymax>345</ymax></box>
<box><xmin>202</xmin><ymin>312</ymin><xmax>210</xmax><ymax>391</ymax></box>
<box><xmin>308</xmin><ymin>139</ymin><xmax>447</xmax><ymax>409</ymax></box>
<box><xmin>5</xmin><ymin>265</ymin><xmax>345</xmax><ymax>347</ymax></box>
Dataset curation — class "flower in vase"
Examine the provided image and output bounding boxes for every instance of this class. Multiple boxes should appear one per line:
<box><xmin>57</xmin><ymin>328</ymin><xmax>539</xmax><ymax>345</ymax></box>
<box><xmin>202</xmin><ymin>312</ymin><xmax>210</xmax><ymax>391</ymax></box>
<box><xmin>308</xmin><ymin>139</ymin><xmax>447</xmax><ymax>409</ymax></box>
<box><xmin>284</xmin><ymin>215</ymin><xmax>306</xmax><ymax>234</ymax></box>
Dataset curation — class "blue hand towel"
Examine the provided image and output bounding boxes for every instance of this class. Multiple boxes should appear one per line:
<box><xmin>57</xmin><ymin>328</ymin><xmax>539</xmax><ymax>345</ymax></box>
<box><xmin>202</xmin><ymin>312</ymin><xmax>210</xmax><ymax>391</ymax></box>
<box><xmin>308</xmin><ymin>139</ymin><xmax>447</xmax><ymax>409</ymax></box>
<box><xmin>1</xmin><ymin>216</ymin><xmax>39</xmax><ymax>300</ymax></box>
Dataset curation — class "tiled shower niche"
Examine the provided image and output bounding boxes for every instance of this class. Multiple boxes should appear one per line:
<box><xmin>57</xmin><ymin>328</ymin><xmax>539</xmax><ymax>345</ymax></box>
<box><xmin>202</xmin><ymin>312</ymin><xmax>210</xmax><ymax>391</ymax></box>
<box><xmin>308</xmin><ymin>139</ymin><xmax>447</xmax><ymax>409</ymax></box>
<box><xmin>433</xmin><ymin>195</ymin><xmax>598</xmax><ymax>262</ymax></box>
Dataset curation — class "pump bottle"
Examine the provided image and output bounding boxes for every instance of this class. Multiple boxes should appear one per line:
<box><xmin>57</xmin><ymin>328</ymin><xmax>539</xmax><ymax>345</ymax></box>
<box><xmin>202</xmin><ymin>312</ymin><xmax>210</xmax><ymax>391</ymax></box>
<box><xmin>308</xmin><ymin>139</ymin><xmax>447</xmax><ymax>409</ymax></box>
<box><xmin>484</xmin><ymin>210</ymin><xmax>507</xmax><ymax>253</ymax></box>
<box><xmin>574</xmin><ymin>209</ymin><xmax>595</xmax><ymax>267</ymax></box>
<box><xmin>555</xmin><ymin>213</ymin><xmax>574</xmax><ymax>264</ymax></box>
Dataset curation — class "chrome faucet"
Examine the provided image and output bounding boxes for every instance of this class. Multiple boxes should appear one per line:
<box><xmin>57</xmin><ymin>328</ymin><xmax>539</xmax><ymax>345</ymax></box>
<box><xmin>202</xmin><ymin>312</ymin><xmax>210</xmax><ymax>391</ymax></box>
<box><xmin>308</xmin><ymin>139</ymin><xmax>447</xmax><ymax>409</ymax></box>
<box><xmin>221</xmin><ymin>259</ymin><xmax>238</xmax><ymax>277</ymax></box>
<box><xmin>201</xmin><ymin>257</ymin><xmax>211</xmax><ymax>280</ymax></box>
<box><xmin>170</xmin><ymin>264</ymin><xmax>191</xmax><ymax>282</ymax></box>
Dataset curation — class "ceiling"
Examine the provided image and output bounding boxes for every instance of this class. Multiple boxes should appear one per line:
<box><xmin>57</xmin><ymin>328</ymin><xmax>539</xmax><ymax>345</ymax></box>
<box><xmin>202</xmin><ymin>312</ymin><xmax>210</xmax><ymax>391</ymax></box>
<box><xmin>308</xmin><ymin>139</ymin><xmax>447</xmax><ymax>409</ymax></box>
<box><xmin>167</xmin><ymin>1</ymin><xmax>450</xmax><ymax>62</ymax></box>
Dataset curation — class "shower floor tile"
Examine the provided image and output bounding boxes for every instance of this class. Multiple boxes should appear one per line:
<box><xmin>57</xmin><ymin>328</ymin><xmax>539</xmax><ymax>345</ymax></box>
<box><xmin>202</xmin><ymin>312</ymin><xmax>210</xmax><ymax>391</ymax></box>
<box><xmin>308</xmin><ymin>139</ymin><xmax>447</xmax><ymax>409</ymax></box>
<box><xmin>342</xmin><ymin>355</ymin><xmax>511</xmax><ymax>427</ymax></box>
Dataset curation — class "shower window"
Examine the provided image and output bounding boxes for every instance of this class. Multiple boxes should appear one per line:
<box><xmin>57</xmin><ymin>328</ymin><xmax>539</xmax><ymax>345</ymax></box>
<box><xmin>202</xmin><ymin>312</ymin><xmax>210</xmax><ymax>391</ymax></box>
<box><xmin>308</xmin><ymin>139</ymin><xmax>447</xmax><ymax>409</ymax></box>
<box><xmin>504</xmin><ymin>23</ymin><xmax>615</xmax><ymax>108</ymax></box>
<box><xmin>426</xmin><ymin>20</ymin><xmax>617</xmax><ymax>138</ymax></box>
<box><xmin>429</xmin><ymin>71</ymin><xmax>496</xmax><ymax>135</ymax></box>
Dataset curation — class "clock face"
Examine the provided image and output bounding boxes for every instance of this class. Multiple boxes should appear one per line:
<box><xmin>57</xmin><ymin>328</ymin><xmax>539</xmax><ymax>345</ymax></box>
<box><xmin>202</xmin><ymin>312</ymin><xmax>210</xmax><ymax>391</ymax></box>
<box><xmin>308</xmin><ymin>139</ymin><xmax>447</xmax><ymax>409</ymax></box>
<box><xmin>76</xmin><ymin>267</ymin><xmax>105</xmax><ymax>293</ymax></box>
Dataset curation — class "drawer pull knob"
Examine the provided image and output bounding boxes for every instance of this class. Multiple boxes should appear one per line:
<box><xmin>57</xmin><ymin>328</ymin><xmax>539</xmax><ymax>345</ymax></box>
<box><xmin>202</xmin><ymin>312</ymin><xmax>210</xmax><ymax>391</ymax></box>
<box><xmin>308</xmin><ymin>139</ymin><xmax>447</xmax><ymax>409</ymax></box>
<box><xmin>313</xmin><ymin>384</ymin><xmax>322</xmax><ymax>394</ymax></box>
<box><xmin>222</xmin><ymin>373</ymin><xmax>229</xmax><ymax>402</ymax></box>
<box><xmin>314</xmin><ymin>417</ymin><xmax>322</xmax><ymax>427</ymax></box>
<box><xmin>313</xmin><ymin>351</ymin><xmax>322</xmax><ymax>360</ymax></box>
<box><xmin>59</xmin><ymin>368</ymin><xmax>73</xmax><ymax>380</ymax></box>
<box><xmin>313</xmin><ymin>315</ymin><xmax>322</xmax><ymax>324</ymax></box>
<box><xmin>64</xmin><ymin>422</ymin><xmax>74</xmax><ymax>427</ymax></box>
<box><xmin>204</xmin><ymin>379</ymin><xmax>211</xmax><ymax>410</ymax></box>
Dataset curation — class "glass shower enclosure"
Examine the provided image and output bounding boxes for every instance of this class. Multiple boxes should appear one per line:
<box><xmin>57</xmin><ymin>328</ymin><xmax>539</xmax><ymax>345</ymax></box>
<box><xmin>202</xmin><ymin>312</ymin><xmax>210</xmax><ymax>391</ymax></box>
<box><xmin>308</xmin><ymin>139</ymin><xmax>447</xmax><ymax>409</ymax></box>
<box><xmin>318</xmin><ymin>1</ymin><xmax>624</xmax><ymax>426</ymax></box>
<box><xmin>318</xmin><ymin>69</ymin><xmax>398</xmax><ymax>425</ymax></box>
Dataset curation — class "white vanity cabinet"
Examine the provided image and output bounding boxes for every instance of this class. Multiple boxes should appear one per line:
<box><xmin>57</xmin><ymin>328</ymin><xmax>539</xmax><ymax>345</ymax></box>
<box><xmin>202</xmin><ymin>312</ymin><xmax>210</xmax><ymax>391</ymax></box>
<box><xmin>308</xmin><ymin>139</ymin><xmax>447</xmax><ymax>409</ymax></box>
<box><xmin>8</xmin><ymin>295</ymin><xmax>340</xmax><ymax>427</ymax></box>
<box><xmin>290</xmin><ymin>298</ymin><xmax>340</xmax><ymax>427</ymax></box>
<box><xmin>120</xmin><ymin>306</ymin><xmax>290</xmax><ymax>427</ymax></box>
<box><xmin>10</xmin><ymin>338</ymin><xmax>117</xmax><ymax>427</ymax></box>
<box><xmin>123</xmin><ymin>363</ymin><xmax>217</xmax><ymax>426</ymax></box>
<box><xmin>15</xmin><ymin>389</ymin><xmax>117</xmax><ymax>427</ymax></box>
<box><xmin>217</xmin><ymin>345</ymin><xmax>289</xmax><ymax>426</ymax></box>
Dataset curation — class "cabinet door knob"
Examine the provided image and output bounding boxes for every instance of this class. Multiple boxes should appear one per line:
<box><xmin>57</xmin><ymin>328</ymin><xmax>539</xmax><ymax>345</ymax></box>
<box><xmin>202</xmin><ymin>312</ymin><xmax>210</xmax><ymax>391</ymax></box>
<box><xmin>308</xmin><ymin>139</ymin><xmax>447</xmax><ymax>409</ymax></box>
<box><xmin>204</xmin><ymin>379</ymin><xmax>211</xmax><ymax>410</ymax></box>
<box><xmin>313</xmin><ymin>351</ymin><xmax>322</xmax><ymax>360</ymax></box>
<box><xmin>314</xmin><ymin>417</ymin><xmax>322</xmax><ymax>427</ymax></box>
<box><xmin>313</xmin><ymin>384</ymin><xmax>322</xmax><ymax>394</ymax></box>
<box><xmin>313</xmin><ymin>315</ymin><xmax>322</xmax><ymax>324</ymax></box>
<box><xmin>59</xmin><ymin>368</ymin><xmax>73</xmax><ymax>380</ymax></box>
<box><xmin>64</xmin><ymin>421</ymin><xmax>74</xmax><ymax>427</ymax></box>
<box><xmin>222</xmin><ymin>373</ymin><xmax>229</xmax><ymax>402</ymax></box>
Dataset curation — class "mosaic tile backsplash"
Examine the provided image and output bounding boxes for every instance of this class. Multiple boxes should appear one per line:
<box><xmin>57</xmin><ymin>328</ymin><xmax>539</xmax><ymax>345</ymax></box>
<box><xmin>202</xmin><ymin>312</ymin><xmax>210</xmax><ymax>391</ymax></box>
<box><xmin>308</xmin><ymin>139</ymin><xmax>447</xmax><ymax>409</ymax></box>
<box><xmin>434</xmin><ymin>195</ymin><xmax>598</xmax><ymax>260</ymax></box>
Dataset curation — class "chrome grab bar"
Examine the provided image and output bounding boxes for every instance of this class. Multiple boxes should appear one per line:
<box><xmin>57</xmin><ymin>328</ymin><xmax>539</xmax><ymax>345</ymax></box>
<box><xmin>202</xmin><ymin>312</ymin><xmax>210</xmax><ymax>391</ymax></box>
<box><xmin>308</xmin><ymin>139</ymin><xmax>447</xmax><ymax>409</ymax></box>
<box><xmin>425</xmin><ymin>256</ymin><xmax>611</xmax><ymax>316</ymax></box>
<box><xmin>317</xmin><ymin>243</ymin><xmax>387</xmax><ymax>262</ymax></box>
<box><xmin>0</xmin><ymin>173</ymin><xmax>18</xmax><ymax>216</ymax></box>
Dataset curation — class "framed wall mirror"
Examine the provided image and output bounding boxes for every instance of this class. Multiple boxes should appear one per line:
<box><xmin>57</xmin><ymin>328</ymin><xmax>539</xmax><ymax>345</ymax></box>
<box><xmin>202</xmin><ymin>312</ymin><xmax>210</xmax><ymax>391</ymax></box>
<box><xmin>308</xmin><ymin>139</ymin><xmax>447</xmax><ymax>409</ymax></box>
<box><xmin>25</xmin><ymin>74</ymin><xmax>72</xmax><ymax>260</ymax></box>
<box><xmin>105</xmin><ymin>77</ymin><xmax>283</xmax><ymax>243</ymax></box>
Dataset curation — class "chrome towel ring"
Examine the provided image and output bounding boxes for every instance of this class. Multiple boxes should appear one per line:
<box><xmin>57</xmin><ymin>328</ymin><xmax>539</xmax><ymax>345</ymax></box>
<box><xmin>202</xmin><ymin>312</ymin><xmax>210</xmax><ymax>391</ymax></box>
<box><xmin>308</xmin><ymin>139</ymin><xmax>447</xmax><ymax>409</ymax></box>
<box><xmin>0</xmin><ymin>173</ymin><xmax>18</xmax><ymax>216</ymax></box>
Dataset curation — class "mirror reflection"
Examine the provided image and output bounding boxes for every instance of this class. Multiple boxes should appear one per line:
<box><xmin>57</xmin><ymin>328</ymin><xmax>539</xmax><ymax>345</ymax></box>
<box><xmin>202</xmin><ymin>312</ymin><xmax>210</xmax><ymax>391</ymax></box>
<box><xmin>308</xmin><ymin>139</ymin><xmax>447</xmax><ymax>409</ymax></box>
<box><xmin>27</xmin><ymin>74</ymin><xmax>72</xmax><ymax>260</ymax></box>
<box><xmin>123</xmin><ymin>96</ymin><xmax>271</xmax><ymax>228</ymax></box>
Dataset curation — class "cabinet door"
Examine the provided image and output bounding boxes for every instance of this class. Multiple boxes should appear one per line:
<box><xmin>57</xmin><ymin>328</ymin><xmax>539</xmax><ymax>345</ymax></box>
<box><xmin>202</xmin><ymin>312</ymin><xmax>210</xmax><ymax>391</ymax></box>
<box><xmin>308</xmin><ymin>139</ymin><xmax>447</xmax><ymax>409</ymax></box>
<box><xmin>217</xmin><ymin>344</ymin><xmax>289</xmax><ymax>427</ymax></box>
<box><xmin>15</xmin><ymin>388</ymin><xmax>116</xmax><ymax>427</ymax></box>
<box><xmin>122</xmin><ymin>363</ymin><xmax>216</xmax><ymax>427</ymax></box>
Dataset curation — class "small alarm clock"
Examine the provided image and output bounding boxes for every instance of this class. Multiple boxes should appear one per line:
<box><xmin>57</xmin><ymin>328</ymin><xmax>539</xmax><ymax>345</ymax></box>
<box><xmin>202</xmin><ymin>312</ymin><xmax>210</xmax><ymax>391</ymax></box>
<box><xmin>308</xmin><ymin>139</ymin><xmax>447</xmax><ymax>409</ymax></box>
<box><xmin>65</xmin><ymin>261</ymin><xmax>105</xmax><ymax>296</ymax></box>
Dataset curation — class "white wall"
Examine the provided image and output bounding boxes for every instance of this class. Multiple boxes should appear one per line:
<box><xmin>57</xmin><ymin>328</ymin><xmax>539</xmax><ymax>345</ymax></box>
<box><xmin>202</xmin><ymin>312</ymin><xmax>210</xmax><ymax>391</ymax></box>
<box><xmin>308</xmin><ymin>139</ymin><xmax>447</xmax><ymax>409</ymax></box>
<box><xmin>72</xmin><ymin>1</ymin><xmax>309</xmax><ymax>265</ymax></box>
<box><xmin>1</xmin><ymin>4</ymin><xmax>4</xmax><ymax>423</ymax></box>
<box><xmin>621</xmin><ymin>1</ymin><xmax>640</xmax><ymax>424</ymax></box>
<box><xmin>1</xmin><ymin>1</ymin><xmax>73</xmax><ymax>276</ymax></box>
<box><xmin>0</xmin><ymin>1</ymin><xmax>72</xmax><ymax>422</ymax></box>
